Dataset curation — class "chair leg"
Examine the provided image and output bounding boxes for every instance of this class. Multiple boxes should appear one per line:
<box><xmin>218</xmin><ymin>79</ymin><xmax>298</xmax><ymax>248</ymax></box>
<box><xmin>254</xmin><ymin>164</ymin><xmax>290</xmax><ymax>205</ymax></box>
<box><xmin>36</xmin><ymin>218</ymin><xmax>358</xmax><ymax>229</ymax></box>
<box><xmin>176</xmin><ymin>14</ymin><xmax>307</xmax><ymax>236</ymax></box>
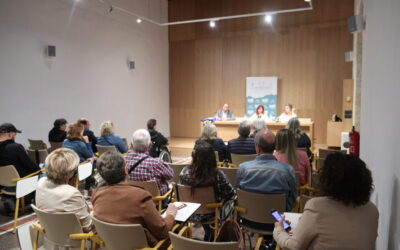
<box><xmin>13</xmin><ymin>198</ymin><xmax>20</xmax><ymax>233</ymax></box>
<box><xmin>21</xmin><ymin>197</ymin><xmax>25</xmax><ymax>214</ymax></box>
<box><xmin>255</xmin><ymin>235</ymin><xmax>264</xmax><ymax>250</ymax></box>
<box><xmin>80</xmin><ymin>239</ymin><xmax>86</xmax><ymax>250</ymax></box>
<box><xmin>33</xmin><ymin>229</ymin><xmax>39</xmax><ymax>250</ymax></box>
<box><xmin>213</xmin><ymin>208</ymin><xmax>219</xmax><ymax>240</ymax></box>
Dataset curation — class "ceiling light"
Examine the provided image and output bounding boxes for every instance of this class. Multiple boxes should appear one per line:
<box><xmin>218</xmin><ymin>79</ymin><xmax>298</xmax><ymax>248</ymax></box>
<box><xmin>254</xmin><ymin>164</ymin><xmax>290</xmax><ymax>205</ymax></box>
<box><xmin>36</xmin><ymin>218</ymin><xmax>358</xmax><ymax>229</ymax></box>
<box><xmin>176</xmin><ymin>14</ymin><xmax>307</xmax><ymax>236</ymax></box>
<box><xmin>305</xmin><ymin>0</ymin><xmax>311</xmax><ymax>2</ymax></box>
<box><xmin>264</xmin><ymin>14</ymin><xmax>272</xmax><ymax>24</ymax></box>
<box><xmin>209</xmin><ymin>20</ymin><xmax>216</xmax><ymax>28</ymax></box>
<box><xmin>136</xmin><ymin>18</ymin><xmax>142</xmax><ymax>23</ymax></box>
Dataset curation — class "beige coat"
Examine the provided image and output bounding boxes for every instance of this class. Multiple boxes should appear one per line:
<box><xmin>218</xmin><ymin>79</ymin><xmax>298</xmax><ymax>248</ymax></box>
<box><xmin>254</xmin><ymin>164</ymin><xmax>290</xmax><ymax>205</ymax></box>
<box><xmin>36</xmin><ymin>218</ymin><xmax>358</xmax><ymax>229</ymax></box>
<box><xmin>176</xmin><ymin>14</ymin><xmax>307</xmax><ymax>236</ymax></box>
<box><xmin>274</xmin><ymin>197</ymin><xmax>379</xmax><ymax>250</ymax></box>
<box><xmin>35</xmin><ymin>177</ymin><xmax>93</xmax><ymax>232</ymax></box>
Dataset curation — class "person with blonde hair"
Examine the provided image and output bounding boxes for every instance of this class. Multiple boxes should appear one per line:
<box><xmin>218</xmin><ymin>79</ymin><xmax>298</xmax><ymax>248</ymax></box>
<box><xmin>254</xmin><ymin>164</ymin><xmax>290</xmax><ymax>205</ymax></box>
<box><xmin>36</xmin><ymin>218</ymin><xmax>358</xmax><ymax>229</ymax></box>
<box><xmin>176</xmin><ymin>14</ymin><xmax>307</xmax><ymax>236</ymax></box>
<box><xmin>62</xmin><ymin>122</ymin><xmax>94</xmax><ymax>163</ymax></box>
<box><xmin>35</xmin><ymin>148</ymin><xmax>93</xmax><ymax>232</ymax></box>
<box><xmin>97</xmin><ymin>120</ymin><xmax>128</xmax><ymax>153</ymax></box>
<box><xmin>274</xmin><ymin>129</ymin><xmax>310</xmax><ymax>185</ymax></box>
<box><xmin>195</xmin><ymin>123</ymin><xmax>227</xmax><ymax>161</ymax></box>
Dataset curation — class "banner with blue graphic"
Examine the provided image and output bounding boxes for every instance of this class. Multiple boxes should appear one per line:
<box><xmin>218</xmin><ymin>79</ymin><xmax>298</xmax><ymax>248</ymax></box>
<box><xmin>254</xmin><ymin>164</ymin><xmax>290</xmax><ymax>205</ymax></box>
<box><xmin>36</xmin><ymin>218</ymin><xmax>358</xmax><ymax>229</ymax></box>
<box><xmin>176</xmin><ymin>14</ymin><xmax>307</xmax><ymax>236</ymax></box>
<box><xmin>246</xmin><ymin>77</ymin><xmax>278</xmax><ymax>120</ymax></box>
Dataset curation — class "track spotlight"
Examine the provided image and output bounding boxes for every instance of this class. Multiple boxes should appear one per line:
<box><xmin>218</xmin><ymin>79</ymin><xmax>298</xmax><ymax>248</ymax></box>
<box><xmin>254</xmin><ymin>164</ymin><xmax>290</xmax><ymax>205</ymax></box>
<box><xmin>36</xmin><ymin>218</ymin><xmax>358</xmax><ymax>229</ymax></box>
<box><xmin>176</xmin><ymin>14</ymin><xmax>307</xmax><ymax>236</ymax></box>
<box><xmin>136</xmin><ymin>18</ymin><xmax>142</xmax><ymax>23</ymax></box>
<box><xmin>209</xmin><ymin>20</ymin><xmax>216</xmax><ymax>28</ymax></box>
<box><xmin>264</xmin><ymin>14</ymin><xmax>272</xmax><ymax>24</ymax></box>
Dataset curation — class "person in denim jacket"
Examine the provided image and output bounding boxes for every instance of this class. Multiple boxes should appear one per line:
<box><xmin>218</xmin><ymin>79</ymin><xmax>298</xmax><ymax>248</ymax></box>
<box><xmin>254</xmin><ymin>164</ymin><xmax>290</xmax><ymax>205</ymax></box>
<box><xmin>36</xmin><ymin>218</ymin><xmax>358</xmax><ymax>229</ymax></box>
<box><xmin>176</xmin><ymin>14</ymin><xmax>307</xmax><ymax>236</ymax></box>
<box><xmin>97</xmin><ymin>120</ymin><xmax>128</xmax><ymax>153</ymax></box>
<box><xmin>63</xmin><ymin>122</ymin><xmax>94</xmax><ymax>163</ymax></box>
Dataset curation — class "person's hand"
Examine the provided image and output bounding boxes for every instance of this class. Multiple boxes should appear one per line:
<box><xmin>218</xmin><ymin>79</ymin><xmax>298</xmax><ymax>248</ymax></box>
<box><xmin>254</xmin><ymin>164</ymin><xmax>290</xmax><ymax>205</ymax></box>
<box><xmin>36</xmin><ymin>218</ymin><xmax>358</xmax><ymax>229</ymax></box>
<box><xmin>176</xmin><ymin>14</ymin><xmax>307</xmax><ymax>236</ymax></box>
<box><xmin>166</xmin><ymin>203</ymin><xmax>178</xmax><ymax>217</ymax></box>
<box><xmin>274</xmin><ymin>216</ymin><xmax>291</xmax><ymax>228</ymax></box>
<box><xmin>83</xmin><ymin>136</ymin><xmax>89</xmax><ymax>143</ymax></box>
<box><xmin>87</xmin><ymin>157</ymin><xmax>95</xmax><ymax>162</ymax></box>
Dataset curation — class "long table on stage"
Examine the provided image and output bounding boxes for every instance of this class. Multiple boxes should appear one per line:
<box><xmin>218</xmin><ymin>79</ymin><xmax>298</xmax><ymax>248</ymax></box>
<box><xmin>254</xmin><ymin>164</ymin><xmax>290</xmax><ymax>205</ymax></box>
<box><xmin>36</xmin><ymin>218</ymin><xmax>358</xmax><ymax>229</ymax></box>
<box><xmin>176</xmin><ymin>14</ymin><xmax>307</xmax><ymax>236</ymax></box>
<box><xmin>202</xmin><ymin>119</ymin><xmax>315</xmax><ymax>149</ymax></box>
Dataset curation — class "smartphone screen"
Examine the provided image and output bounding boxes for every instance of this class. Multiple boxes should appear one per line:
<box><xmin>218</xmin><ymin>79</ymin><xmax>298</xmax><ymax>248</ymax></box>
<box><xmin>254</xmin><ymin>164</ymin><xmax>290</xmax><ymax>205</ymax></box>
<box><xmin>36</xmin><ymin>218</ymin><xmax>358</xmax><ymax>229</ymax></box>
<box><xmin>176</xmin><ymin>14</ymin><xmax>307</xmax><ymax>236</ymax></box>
<box><xmin>271</xmin><ymin>210</ymin><xmax>291</xmax><ymax>231</ymax></box>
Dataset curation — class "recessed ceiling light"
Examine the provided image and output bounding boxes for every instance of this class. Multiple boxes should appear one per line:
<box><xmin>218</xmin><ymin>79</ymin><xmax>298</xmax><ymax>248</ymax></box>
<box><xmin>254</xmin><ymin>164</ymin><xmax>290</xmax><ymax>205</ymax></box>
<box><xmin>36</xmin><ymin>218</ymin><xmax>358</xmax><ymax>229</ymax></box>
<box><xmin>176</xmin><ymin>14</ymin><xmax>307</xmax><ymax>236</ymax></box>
<box><xmin>136</xmin><ymin>18</ymin><xmax>142</xmax><ymax>23</ymax></box>
<box><xmin>264</xmin><ymin>14</ymin><xmax>272</xmax><ymax>24</ymax></box>
<box><xmin>305</xmin><ymin>0</ymin><xmax>311</xmax><ymax>2</ymax></box>
<box><xmin>209</xmin><ymin>20</ymin><xmax>216</xmax><ymax>28</ymax></box>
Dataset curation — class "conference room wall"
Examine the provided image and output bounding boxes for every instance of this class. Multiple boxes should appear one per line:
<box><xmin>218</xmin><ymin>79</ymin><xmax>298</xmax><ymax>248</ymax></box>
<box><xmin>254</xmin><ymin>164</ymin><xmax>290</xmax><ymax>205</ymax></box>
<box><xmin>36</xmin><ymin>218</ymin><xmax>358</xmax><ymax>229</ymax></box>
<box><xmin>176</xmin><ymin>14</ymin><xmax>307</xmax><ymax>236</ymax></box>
<box><xmin>0</xmin><ymin>0</ymin><xmax>169</xmax><ymax>147</ymax></box>
<box><xmin>169</xmin><ymin>0</ymin><xmax>353</xmax><ymax>144</ymax></box>
<box><xmin>360</xmin><ymin>0</ymin><xmax>400</xmax><ymax>248</ymax></box>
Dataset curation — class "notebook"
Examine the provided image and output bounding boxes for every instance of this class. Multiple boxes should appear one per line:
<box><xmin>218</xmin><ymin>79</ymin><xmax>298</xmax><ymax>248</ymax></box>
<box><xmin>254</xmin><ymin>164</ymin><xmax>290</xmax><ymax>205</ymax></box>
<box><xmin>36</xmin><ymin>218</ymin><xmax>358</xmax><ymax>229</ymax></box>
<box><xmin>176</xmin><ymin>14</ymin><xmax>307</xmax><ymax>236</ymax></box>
<box><xmin>162</xmin><ymin>202</ymin><xmax>201</xmax><ymax>222</ymax></box>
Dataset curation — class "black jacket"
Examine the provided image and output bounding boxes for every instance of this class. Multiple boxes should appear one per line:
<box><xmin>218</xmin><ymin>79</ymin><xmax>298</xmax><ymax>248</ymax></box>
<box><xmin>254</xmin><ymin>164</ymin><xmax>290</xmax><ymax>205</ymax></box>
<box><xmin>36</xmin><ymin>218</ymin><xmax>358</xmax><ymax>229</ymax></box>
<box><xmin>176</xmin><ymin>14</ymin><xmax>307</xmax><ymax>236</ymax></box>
<box><xmin>84</xmin><ymin>129</ymin><xmax>98</xmax><ymax>153</ymax></box>
<box><xmin>48</xmin><ymin>127</ymin><xmax>66</xmax><ymax>142</ymax></box>
<box><xmin>148</xmin><ymin>129</ymin><xmax>168</xmax><ymax>157</ymax></box>
<box><xmin>0</xmin><ymin>140</ymin><xmax>40</xmax><ymax>177</ymax></box>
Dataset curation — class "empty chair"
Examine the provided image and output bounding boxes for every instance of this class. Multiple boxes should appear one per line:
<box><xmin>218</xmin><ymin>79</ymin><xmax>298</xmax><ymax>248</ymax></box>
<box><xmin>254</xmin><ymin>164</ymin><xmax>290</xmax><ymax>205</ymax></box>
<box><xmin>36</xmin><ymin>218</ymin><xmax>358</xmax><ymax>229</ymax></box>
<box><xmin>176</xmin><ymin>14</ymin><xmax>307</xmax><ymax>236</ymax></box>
<box><xmin>129</xmin><ymin>180</ymin><xmax>172</xmax><ymax>213</ymax></box>
<box><xmin>169</xmin><ymin>231</ymin><xmax>238</xmax><ymax>250</ymax></box>
<box><xmin>235</xmin><ymin>188</ymin><xmax>286</xmax><ymax>249</ymax></box>
<box><xmin>318</xmin><ymin>148</ymin><xmax>346</xmax><ymax>160</ymax></box>
<box><xmin>28</xmin><ymin>139</ymin><xmax>47</xmax><ymax>150</ymax></box>
<box><xmin>96</xmin><ymin>145</ymin><xmax>116</xmax><ymax>156</ymax></box>
<box><xmin>168</xmin><ymin>163</ymin><xmax>190</xmax><ymax>184</ymax></box>
<box><xmin>31</xmin><ymin>204</ymin><xmax>95</xmax><ymax>250</ymax></box>
<box><xmin>26</xmin><ymin>149</ymin><xmax>48</xmax><ymax>165</ymax></box>
<box><xmin>91</xmin><ymin>214</ymin><xmax>166</xmax><ymax>250</ymax></box>
<box><xmin>48</xmin><ymin>142</ymin><xmax>63</xmax><ymax>153</ymax></box>
<box><xmin>218</xmin><ymin>167</ymin><xmax>238</xmax><ymax>187</ymax></box>
<box><xmin>231</xmin><ymin>153</ymin><xmax>257</xmax><ymax>166</ymax></box>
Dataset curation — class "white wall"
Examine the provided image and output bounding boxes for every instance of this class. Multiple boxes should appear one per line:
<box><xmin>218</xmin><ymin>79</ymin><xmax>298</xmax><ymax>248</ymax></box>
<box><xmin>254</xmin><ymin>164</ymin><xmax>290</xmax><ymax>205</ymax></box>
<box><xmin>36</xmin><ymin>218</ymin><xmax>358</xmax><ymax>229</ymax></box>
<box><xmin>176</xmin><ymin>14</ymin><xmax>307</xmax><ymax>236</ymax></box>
<box><xmin>361</xmin><ymin>0</ymin><xmax>400</xmax><ymax>249</ymax></box>
<box><xmin>0</xmin><ymin>0</ymin><xmax>169</xmax><ymax>147</ymax></box>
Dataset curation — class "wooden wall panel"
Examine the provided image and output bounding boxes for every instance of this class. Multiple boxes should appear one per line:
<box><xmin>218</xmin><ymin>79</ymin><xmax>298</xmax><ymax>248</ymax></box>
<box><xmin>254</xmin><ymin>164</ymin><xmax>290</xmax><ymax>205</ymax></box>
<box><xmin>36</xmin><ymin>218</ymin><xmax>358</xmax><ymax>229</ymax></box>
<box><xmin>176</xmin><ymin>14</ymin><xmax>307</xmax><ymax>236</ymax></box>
<box><xmin>169</xmin><ymin>0</ymin><xmax>354</xmax><ymax>143</ymax></box>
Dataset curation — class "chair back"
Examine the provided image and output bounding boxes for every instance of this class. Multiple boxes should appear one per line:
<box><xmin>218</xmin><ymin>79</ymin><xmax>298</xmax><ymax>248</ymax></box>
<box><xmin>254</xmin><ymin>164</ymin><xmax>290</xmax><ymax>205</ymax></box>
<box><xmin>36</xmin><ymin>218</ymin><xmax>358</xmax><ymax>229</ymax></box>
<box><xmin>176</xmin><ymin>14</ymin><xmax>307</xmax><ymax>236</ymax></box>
<box><xmin>311</xmin><ymin>172</ymin><xmax>320</xmax><ymax>190</ymax></box>
<box><xmin>91</xmin><ymin>214</ymin><xmax>148</xmax><ymax>250</ymax></box>
<box><xmin>31</xmin><ymin>204</ymin><xmax>83</xmax><ymax>246</ymax></box>
<box><xmin>122</xmin><ymin>138</ymin><xmax>129</xmax><ymax>149</ymax></box>
<box><xmin>37</xmin><ymin>149</ymin><xmax>48</xmax><ymax>164</ymax></box>
<box><xmin>316</xmin><ymin>158</ymin><xmax>325</xmax><ymax>170</ymax></box>
<box><xmin>217</xmin><ymin>167</ymin><xmax>238</xmax><ymax>187</ymax></box>
<box><xmin>168</xmin><ymin>163</ymin><xmax>189</xmax><ymax>183</ymax></box>
<box><xmin>169</xmin><ymin>232</ymin><xmax>238</xmax><ymax>250</ymax></box>
<box><xmin>96</xmin><ymin>145</ymin><xmax>116</xmax><ymax>156</ymax></box>
<box><xmin>48</xmin><ymin>142</ymin><xmax>63</xmax><ymax>153</ymax></box>
<box><xmin>28</xmin><ymin>139</ymin><xmax>47</xmax><ymax>150</ymax></box>
<box><xmin>231</xmin><ymin>154</ymin><xmax>257</xmax><ymax>166</ymax></box>
<box><xmin>27</xmin><ymin>149</ymin><xmax>37</xmax><ymax>164</ymax></box>
<box><xmin>17</xmin><ymin>221</ymin><xmax>34</xmax><ymax>250</ymax></box>
<box><xmin>176</xmin><ymin>184</ymin><xmax>216</xmax><ymax>214</ymax></box>
<box><xmin>0</xmin><ymin>165</ymin><xmax>19</xmax><ymax>187</ymax></box>
<box><xmin>318</xmin><ymin>148</ymin><xmax>346</xmax><ymax>159</ymax></box>
<box><xmin>129</xmin><ymin>180</ymin><xmax>160</xmax><ymax>196</ymax></box>
<box><xmin>295</xmin><ymin>172</ymin><xmax>301</xmax><ymax>187</ymax></box>
<box><xmin>236</xmin><ymin>189</ymin><xmax>285</xmax><ymax>224</ymax></box>
<box><xmin>26</xmin><ymin>149</ymin><xmax>48</xmax><ymax>165</ymax></box>
<box><xmin>299</xmin><ymin>195</ymin><xmax>312</xmax><ymax>213</ymax></box>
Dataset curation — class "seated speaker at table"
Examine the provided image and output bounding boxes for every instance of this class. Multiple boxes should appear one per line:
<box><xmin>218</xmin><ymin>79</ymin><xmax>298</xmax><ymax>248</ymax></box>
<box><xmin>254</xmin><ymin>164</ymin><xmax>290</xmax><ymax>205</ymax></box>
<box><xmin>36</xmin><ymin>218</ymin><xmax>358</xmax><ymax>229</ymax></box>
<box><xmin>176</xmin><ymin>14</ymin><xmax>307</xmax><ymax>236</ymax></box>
<box><xmin>215</xmin><ymin>103</ymin><xmax>236</xmax><ymax>121</ymax></box>
<box><xmin>277</xmin><ymin>104</ymin><xmax>297</xmax><ymax>123</ymax></box>
<box><xmin>249</xmin><ymin>104</ymin><xmax>273</xmax><ymax>122</ymax></box>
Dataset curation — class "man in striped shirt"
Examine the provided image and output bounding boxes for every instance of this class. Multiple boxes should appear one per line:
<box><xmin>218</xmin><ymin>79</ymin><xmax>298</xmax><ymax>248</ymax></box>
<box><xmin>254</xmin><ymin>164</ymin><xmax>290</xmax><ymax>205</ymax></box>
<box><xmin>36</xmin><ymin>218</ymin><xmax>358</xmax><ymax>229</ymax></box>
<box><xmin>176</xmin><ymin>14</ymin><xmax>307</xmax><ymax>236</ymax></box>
<box><xmin>124</xmin><ymin>129</ymin><xmax>173</xmax><ymax>195</ymax></box>
<box><xmin>227</xmin><ymin>120</ymin><xmax>256</xmax><ymax>162</ymax></box>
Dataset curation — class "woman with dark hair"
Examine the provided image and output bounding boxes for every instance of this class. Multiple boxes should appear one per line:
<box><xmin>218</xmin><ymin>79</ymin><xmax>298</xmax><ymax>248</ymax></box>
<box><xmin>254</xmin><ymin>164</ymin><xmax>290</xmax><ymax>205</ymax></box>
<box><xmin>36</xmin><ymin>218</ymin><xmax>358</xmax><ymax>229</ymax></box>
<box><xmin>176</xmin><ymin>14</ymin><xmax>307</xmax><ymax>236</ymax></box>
<box><xmin>179</xmin><ymin>141</ymin><xmax>235</xmax><ymax>241</ymax></box>
<box><xmin>274</xmin><ymin>129</ymin><xmax>310</xmax><ymax>185</ymax></box>
<box><xmin>273</xmin><ymin>153</ymin><xmax>379</xmax><ymax>249</ymax></box>
<box><xmin>286</xmin><ymin>117</ymin><xmax>312</xmax><ymax>157</ymax></box>
<box><xmin>48</xmin><ymin>118</ymin><xmax>67</xmax><ymax>142</ymax></box>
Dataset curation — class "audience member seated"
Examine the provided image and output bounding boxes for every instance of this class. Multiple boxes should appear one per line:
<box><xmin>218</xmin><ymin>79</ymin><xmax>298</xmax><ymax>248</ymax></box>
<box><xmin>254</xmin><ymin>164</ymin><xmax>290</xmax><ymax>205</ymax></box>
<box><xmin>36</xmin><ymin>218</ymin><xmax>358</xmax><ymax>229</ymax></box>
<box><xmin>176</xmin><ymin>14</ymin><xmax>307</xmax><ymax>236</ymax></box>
<box><xmin>250</xmin><ymin>118</ymin><xmax>267</xmax><ymax>138</ymax></box>
<box><xmin>97</xmin><ymin>120</ymin><xmax>128</xmax><ymax>153</ymax></box>
<box><xmin>48</xmin><ymin>118</ymin><xmax>67</xmax><ymax>142</ymax></box>
<box><xmin>277</xmin><ymin>104</ymin><xmax>297</xmax><ymax>123</ymax></box>
<box><xmin>79</xmin><ymin>117</ymin><xmax>98</xmax><ymax>153</ymax></box>
<box><xmin>179</xmin><ymin>141</ymin><xmax>235</xmax><ymax>241</ymax></box>
<box><xmin>274</xmin><ymin>153</ymin><xmax>378</xmax><ymax>249</ymax></box>
<box><xmin>237</xmin><ymin>130</ymin><xmax>297</xmax><ymax>213</ymax></box>
<box><xmin>147</xmin><ymin>119</ymin><xmax>168</xmax><ymax>157</ymax></box>
<box><xmin>215</xmin><ymin>103</ymin><xmax>236</xmax><ymax>121</ymax></box>
<box><xmin>36</xmin><ymin>148</ymin><xmax>93</xmax><ymax>232</ymax></box>
<box><xmin>274</xmin><ymin>129</ymin><xmax>310</xmax><ymax>186</ymax></box>
<box><xmin>195</xmin><ymin>123</ymin><xmax>227</xmax><ymax>162</ymax></box>
<box><xmin>124</xmin><ymin>129</ymin><xmax>173</xmax><ymax>195</ymax></box>
<box><xmin>63</xmin><ymin>122</ymin><xmax>94</xmax><ymax>163</ymax></box>
<box><xmin>227</xmin><ymin>121</ymin><xmax>256</xmax><ymax>162</ymax></box>
<box><xmin>92</xmin><ymin>151</ymin><xmax>177</xmax><ymax>247</ymax></box>
<box><xmin>0</xmin><ymin>123</ymin><xmax>40</xmax><ymax>213</ymax></box>
<box><xmin>287</xmin><ymin>118</ymin><xmax>312</xmax><ymax>157</ymax></box>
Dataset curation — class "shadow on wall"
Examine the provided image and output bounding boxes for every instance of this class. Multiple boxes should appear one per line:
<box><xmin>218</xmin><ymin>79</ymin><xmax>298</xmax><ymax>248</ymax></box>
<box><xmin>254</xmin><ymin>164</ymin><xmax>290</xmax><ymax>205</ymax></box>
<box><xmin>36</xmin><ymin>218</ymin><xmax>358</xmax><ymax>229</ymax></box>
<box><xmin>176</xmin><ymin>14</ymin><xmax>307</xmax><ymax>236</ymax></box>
<box><xmin>388</xmin><ymin>177</ymin><xmax>400</xmax><ymax>250</ymax></box>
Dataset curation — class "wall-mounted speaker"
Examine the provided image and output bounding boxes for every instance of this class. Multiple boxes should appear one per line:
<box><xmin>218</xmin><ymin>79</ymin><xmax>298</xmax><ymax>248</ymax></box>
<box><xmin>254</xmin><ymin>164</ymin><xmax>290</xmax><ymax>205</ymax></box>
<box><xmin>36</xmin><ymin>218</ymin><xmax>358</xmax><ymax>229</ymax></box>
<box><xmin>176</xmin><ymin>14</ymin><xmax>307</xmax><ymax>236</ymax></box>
<box><xmin>348</xmin><ymin>15</ymin><xmax>364</xmax><ymax>33</ymax></box>
<box><xmin>129</xmin><ymin>61</ymin><xmax>135</xmax><ymax>69</ymax></box>
<box><xmin>47</xmin><ymin>45</ymin><xmax>56</xmax><ymax>57</ymax></box>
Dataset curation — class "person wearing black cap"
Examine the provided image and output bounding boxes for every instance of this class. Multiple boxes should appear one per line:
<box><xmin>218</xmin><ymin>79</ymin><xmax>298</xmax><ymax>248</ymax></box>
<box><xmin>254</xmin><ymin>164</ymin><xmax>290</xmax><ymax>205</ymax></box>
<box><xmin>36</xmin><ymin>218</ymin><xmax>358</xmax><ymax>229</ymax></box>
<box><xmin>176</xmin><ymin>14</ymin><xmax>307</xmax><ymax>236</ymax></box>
<box><xmin>0</xmin><ymin>123</ymin><xmax>40</xmax><ymax>177</ymax></box>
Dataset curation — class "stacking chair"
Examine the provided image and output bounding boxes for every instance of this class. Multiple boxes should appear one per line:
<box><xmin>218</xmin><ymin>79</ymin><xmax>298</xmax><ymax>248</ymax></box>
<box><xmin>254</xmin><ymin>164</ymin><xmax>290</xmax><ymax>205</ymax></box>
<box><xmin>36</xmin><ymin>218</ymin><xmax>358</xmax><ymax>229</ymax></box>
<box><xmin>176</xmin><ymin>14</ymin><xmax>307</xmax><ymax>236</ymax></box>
<box><xmin>175</xmin><ymin>184</ymin><xmax>223</xmax><ymax>240</ymax></box>
<box><xmin>96</xmin><ymin>145</ymin><xmax>116</xmax><ymax>156</ymax></box>
<box><xmin>217</xmin><ymin>167</ymin><xmax>238</xmax><ymax>187</ymax></box>
<box><xmin>31</xmin><ymin>205</ymin><xmax>96</xmax><ymax>250</ymax></box>
<box><xmin>91</xmin><ymin>214</ymin><xmax>167</xmax><ymax>250</ymax></box>
<box><xmin>28</xmin><ymin>139</ymin><xmax>47</xmax><ymax>150</ymax></box>
<box><xmin>169</xmin><ymin>231</ymin><xmax>238</xmax><ymax>250</ymax></box>
<box><xmin>168</xmin><ymin>163</ymin><xmax>189</xmax><ymax>184</ymax></box>
<box><xmin>48</xmin><ymin>142</ymin><xmax>63</xmax><ymax>153</ymax></box>
<box><xmin>230</xmin><ymin>153</ymin><xmax>257</xmax><ymax>167</ymax></box>
<box><xmin>129</xmin><ymin>180</ymin><xmax>172</xmax><ymax>213</ymax></box>
<box><xmin>234</xmin><ymin>189</ymin><xmax>286</xmax><ymax>250</ymax></box>
<box><xmin>26</xmin><ymin>149</ymin><xmax>48</xmax><ymax>165</ymax></box>
<box><xmin>0</xmin><ymin>165</ymin><xmax>41</xmax><ymax>233</ymax></box>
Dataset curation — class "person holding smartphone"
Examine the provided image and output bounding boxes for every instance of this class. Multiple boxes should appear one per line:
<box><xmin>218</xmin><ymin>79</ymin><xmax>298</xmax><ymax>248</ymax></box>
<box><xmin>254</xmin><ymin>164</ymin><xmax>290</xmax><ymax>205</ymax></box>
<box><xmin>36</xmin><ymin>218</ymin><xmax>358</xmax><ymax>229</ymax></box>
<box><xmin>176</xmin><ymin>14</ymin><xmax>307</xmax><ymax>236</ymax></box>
<box><xmin>273</xmin><ymin>153</ymin><xmax>378</xmax><ymax>250</ymax></box>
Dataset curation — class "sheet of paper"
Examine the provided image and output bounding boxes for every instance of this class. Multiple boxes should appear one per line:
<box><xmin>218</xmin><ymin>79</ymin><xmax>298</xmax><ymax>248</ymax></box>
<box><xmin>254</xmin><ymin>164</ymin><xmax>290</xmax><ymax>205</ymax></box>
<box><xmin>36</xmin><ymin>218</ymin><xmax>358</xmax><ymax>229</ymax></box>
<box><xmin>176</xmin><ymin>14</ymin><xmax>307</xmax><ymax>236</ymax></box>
<box><xmin>16</xmin><ymin>175</ymin><xmax>39</xmax><ymax>199</ymax></box>
<box><xmin>78</xmin><ymin>162</ymin><xmax>93</xmax><ymax>181</ymax></box>
<box><xmin>284</xmin><ymin>212</ymin><xmax>302</xmax><ymax>231</ymax></box>
<box><xmin>162</xmin><ymin>202</ymin><xmax>201</xmax><ymax>222</ymax></box>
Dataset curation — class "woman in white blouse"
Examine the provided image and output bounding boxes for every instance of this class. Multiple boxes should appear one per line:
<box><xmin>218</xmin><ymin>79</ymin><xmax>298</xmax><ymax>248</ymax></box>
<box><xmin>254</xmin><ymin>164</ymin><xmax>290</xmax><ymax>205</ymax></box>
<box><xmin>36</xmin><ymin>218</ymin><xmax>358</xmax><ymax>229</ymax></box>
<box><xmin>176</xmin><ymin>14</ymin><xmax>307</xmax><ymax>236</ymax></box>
<box><xmin>250</xmin><ymin>104</ymin><xmax>273</xmax><ymax>121</ymax></box>
<box><xmin>278</xmin><ymin>104</ymin><xmax>297</xmax><ymax>123</ymax></box>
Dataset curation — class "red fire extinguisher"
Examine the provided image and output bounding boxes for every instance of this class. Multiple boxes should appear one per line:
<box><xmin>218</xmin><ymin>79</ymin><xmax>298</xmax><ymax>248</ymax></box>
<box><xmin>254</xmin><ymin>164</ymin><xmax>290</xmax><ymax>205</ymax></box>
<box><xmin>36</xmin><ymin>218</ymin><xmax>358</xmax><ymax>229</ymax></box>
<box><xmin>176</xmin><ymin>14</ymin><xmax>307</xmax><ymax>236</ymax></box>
<box><xmin>349</xmin><ymin>126</ymin><xmax>360</xmax><ymax>156</ymax></box>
